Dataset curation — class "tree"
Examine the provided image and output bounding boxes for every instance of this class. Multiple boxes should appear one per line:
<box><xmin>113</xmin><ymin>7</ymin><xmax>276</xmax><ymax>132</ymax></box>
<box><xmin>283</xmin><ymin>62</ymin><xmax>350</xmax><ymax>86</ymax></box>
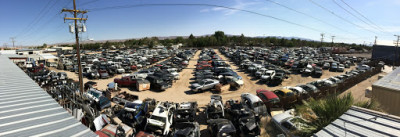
<box><xmin>189</xmin><ymin>34</ymin><xmax>195</xmax><ymax>40</ymax></box>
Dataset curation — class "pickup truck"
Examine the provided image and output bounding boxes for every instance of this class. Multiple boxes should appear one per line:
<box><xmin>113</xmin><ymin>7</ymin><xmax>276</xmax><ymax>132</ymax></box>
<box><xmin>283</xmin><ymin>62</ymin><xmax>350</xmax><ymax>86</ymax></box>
<box><xmin>114</xmin><ymin>76</ymin><xmax>138</xmax><ymax>87</ymax></box>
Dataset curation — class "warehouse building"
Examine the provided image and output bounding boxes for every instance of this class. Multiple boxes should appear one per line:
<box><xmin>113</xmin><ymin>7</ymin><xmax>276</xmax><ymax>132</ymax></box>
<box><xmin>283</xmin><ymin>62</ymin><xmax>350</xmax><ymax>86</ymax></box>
<box><xmin>372</xmin><ymin>67</ymin><xmax>400</xmax><ymax>116</ymax></box>
<box><xmin>371</xmin><ymin>45</ymin><xmax>400</xmax><ymax>65</ymax></box>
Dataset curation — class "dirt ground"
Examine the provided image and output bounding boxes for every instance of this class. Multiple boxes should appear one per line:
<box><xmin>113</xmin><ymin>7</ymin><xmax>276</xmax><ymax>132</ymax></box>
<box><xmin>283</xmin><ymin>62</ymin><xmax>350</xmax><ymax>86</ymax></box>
<box><xmin>340</xmin><ymin>53</ymin><xmax>372</xmax><ymax>59</ymax></box>
<box><xmin>339</xmin><ymin>66</ymin><xmax>392</xmax><ymax>102</ymax></box>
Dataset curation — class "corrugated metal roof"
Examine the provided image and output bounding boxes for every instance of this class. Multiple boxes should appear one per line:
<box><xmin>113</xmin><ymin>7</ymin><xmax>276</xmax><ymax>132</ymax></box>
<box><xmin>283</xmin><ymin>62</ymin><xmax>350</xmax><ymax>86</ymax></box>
<box><xmin>0</xmin><ymin>55</ymin><xmax>96</xmax><ymax>137</ymax></box>
<box><xmin>39</xmin><ymin>53</ymin><xmax>58</xmax><ymax>60</ymax></box>
<box><xmin>314</xmin><ymin>106</ymin><xmax>400</xmax><ymax>137</ymax></box>
<box><xmin>373</xmin><ymin>67</ymin><xmax>400</xmax><ymax>92</ymax></box>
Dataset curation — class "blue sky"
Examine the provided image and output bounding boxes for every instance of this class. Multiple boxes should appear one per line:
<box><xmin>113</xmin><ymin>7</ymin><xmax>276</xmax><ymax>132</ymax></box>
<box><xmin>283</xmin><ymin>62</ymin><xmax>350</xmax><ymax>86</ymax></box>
<box><xmin>1</xmin><ymin>0</ymin><xmax>400</xmax><ymax>47</ymax></box>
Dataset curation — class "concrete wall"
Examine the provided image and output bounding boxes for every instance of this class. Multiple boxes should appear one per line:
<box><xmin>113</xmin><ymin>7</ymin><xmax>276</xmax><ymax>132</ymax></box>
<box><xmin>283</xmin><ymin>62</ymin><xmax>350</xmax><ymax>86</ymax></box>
<box><xmin>372</xmin><ymin>85</ymin><xmax>400</xmax><ymax>116</ymax></box>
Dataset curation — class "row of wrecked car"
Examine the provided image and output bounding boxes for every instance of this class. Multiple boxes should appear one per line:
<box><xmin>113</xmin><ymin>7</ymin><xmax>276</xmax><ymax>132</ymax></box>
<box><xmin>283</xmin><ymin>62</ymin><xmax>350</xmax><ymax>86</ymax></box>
<box><xmin>57</xmin><ymin>48</ymin><xmax>175</xmax><ymax>79</ymax></box>
<box><xmin>113</xmin><ymin>49</ymin><xmax>197</xmax><ymax>91</ymax></box>
<box><xmin>219</xmin><ymin>47</ymin><xmax>364</xmax><ymax>85</ymax></box>
<box><xmin>190</xmin><ymin>49</ymin><xmax>243</xmax><ymax>93</ymax></box>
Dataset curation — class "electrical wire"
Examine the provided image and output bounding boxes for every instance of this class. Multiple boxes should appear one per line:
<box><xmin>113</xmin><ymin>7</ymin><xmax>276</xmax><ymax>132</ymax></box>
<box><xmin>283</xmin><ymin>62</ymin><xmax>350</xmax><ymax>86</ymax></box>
<box><xmin>308</xmin><ymin>0</ymin><xmax>378</xmax><ymax>35</ymax></box>
<box><xmin>14</xmin><ymin>0</ymin><xmax>54</xmax><ymax>38</ymax></box>
<box><xmin>332</xmin><ymin>0</ymin><xmax>390</xmax><ymax>35</ymax></box>
<box><xmin>88</xmin><ymin>3</ymin><xmax>325</xmax><ymax>33</ymax></box>
<box><xmin>18</xmin><ymin>0</ymin><xmax>62</xmax><ymax>39</ymax></box>
<box><xmin>264</xmin><ymin>0</ymin><xmax>365</xmax><ymax>40</ymax></box>
<box><xmin>339</xmin><ymin>0</ymin><xmax>392</xmax><ymax>34</ymax></box>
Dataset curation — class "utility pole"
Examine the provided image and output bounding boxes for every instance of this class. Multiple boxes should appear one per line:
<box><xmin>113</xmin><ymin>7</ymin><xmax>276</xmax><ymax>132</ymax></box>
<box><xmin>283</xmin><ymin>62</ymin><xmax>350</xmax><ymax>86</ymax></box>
<box><xmin>374</xmin><ymin>36</ymin><xmax>377</xmax><ymax>45</ymax></box>
<box><xmin>320</xmin><ymin>33</ymin><xmax>324</xmax><ymax>47</ymax></box>
<box><xmin>395</xmin><ymin>35</ymin><xmax>400</xmax><ymax>66</ymax></box>
<box><xmin>62</xmin><ymin>0</ymin><xmax>87</xmax><ymax>96</ymax></box>
<box><xmin>331</xmin><ymin>36</ymin><xmax>335</xmax><ymax>46</ymax></box>
<box><xmin>10</xmin><ymin>37</ymin><xmax>15</xmax><ymax>49</ymax></box>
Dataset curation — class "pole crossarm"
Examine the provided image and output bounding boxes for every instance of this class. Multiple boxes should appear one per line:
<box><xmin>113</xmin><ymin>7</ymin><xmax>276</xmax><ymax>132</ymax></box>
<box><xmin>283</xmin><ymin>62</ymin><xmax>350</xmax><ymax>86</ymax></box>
<box><xmin>64</xmin><ymin>17</ymin><xmax>87</xmax><ymax>21</ymax></box>
<box><xmin>61</xmin><ymin>9</ymin><xmax>88</xmax><ymax>14</ymax></box>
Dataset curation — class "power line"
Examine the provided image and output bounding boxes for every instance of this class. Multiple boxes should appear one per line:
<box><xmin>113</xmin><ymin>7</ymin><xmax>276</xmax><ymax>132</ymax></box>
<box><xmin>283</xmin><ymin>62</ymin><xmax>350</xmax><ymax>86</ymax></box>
<box><xmin>88</xmin><ymin>3</ymin><xmax>325</xmax><ymax>32</ymax></box>
<box><xmin>17</xmin><ymin>0</ymin><xmax>61</xmax><ymax>39</ymax></box>
<box><xmin>331</xmin><ymin>0</ymin><xmax>388</xmax><ymax>35</ymax></box>
<box><xmin>264</xmin><ymin>0</ymin><xmax>364</xmax><ymax>40</ymax></box>
<box><xmin>339</xmin><ymin>0</ymin><xmax>389</xmax><ymax>34</ymax></box>
<box><xmin>18</xmin><ymin>0</ymin><xmax>71</xmax><ymax>45</ymax></box>
<box><xmin>14</xmin><ymin>0</ymin><xmax>54</xmax><ymax>38</ymax></box>
<box><xmin>307</xmin><ymin>0</ymin><xmax>378</xmax><ymax>35</ymax></box>
<box><xmin>80</xmin><ymin>0</ymin><xmax>101</xmax><ymax>7</ymax></box>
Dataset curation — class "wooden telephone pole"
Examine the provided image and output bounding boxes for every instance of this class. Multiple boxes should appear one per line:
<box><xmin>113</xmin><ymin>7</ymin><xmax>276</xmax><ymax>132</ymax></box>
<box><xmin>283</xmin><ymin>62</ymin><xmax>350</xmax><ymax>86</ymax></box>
<box><xmin>62</xmin><ymin>0</ymin><xmax>87</xmax><ymax>96</ymax></box>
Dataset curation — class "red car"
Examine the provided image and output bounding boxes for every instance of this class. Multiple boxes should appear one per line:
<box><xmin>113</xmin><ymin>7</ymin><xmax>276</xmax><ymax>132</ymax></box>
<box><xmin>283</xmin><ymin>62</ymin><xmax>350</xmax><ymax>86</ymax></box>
<box><xmin>114</xmin><ymin>76</ymin><xmax>137</xmax><ymax>87</ymax></box>
<box><xmin>256</xmin><ymin>89</ymin><xmax>280</xmax><ymax>108</ymax></box>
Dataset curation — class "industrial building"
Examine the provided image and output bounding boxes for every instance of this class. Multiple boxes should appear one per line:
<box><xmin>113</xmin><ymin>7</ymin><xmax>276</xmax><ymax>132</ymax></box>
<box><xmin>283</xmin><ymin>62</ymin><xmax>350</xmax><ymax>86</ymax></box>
<box><xmin>372</xmin><ymin>67</ymin><xmax>400</xmax><ymax>116</ymax></box>
<box><xmin>371</xmin><ymin>45</ymin><xmax>400</xmax><ymax>65</ymax></box>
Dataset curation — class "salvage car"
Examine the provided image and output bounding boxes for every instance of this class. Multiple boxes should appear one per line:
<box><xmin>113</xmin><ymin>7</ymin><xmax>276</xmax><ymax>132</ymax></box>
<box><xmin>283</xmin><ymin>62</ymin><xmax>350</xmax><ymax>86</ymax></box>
<box><xmin>256</xmin><ymin>89</ymin><xmax>280</xmax><ymax>108</ymax></box>
<box><xmin>145</xmin><ymin>102</ymin><xmax>176</xmax><ymax>136</ymax></box>
<box><xmin>174</xmin><ymin>102</ymin><xmax>198</xmax><ymax>122</ymax></box>
<box><xmin>225</xmin><ymin>100</ymin><xmax>260</xmax><ymax>136</ymax></box>
<box><xmin>206</xmin><ymin>95</ymin><xmax>225</xmax><ymax>119</ymax></box>
<box><xmin>172</xmin><ymin>122</ymin><xmax>201</xmax><ymax>137</ymax></box>
<box><xmin>190</xmin><ymin>79</ymin><xmax>220</xmax><ymax>92</ymax></box>
<box><xmin>207</xmin><ymin>119</ymin><xmax>237</xmax><ymax>137</ymax></box>
<box><xmin>241</xmin><ymin>93</ymin><xmax>268</xmax><ymax>116</ymax></box>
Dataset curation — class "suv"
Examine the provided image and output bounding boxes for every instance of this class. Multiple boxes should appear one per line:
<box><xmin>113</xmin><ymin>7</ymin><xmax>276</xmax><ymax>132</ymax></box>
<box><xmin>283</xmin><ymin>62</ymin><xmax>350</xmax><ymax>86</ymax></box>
<box><xmin>145</xmin><ymin>102</ymin><xmax>176</xmax><ymax>136</ymax></box>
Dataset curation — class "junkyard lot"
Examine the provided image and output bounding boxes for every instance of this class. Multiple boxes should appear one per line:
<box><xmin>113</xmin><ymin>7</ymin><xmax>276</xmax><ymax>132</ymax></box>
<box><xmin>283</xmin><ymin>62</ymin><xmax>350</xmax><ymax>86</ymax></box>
<box><xmin>48</xmin><ymin>49</ymin><xmax>374</xmax><ymax>137</ymax></box>
<box><xmin>50</xmin><ymin>49</ymin><xmax>357</xmax><ymax>107</ymax></box>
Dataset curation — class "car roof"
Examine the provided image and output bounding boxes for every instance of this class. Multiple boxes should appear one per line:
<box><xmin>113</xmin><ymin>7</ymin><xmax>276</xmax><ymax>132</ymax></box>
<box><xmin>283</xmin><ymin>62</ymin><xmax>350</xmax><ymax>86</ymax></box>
<box><xmin>241</xmin><ymin>93</ymin><xmax>262</xmax><ymax>102</ymax></box>
<box><xmin>278</xmin><ymin>88</ymin><xmax>293</xmax><ymax>93</ymax></box>
<box><xmin>258</xmin><ymin>90</ymin><xmax>278</xmax><ymax>100</ymax></box>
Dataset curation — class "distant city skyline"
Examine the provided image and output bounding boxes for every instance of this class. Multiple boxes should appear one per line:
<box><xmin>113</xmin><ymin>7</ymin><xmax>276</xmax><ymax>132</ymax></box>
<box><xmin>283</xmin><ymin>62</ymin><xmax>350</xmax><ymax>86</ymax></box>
<box><xmin>1</xmin><ymin>0</ymin><xmax>399</xmax><ymax>46</ymax></box>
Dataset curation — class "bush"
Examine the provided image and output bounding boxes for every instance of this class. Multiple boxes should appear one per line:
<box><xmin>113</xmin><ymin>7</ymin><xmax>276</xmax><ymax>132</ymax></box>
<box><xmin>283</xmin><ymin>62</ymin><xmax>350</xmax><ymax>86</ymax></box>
<box><xmin>294</xmin><ymin>93</ymin><xmax>354</xmax><ymax>136</ymax></box>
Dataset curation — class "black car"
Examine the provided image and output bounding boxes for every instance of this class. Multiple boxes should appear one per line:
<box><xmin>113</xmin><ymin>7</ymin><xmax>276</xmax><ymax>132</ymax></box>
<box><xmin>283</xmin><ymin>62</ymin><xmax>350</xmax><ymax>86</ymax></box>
<box><xmin>172</xmin><ymin>122</ymin><xmax>200</xmax><ymax>137</ymax></box>
<box><xmin>225</xmin><ymin>100</ymin><xmax>260</xmax><ymax>136</ymax></box>
<box><xmin>146</xmin><ymin>76</ymin><xmax>171</xmax><ymax>91</ymax></box>
<box><xmin>174</xmin><ymin>102</ymin><xmax>198</xmax><ymax>122</ymax></box>
<box><xmin>207</xmin><ymin>119</ymin><xmax>237</xmax><ymax>137</ymax></box>
<box><xmin>312</xmin><ymin>67</ymin><xmax>323</xmax><ymax>77</ymax></box>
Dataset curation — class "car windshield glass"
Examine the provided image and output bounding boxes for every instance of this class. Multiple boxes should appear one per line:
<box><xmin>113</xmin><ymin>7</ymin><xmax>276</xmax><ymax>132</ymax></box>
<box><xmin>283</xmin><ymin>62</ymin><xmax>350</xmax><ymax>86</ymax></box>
<box><xmin>90</xmin><ymin>91</ymin><xmax>100</xmax><ymax>98</ymax></box>
<box><xmin>150</xmin><ymin>115</ymin><xmax>166</xmax><ymax>122</ymax></box>
<box><xmin>199</xmin><ymin>81</ymin><xmax>206</xmax><ymax>85</ymax></box>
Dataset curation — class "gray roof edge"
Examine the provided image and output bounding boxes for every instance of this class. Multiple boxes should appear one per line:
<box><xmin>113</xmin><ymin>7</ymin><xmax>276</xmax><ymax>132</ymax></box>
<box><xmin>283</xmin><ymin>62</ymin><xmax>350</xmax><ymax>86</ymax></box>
<box><xmin>350</xmin><ymin>106</ymin><xmax>400</xmax><ymax>122</ymax></box>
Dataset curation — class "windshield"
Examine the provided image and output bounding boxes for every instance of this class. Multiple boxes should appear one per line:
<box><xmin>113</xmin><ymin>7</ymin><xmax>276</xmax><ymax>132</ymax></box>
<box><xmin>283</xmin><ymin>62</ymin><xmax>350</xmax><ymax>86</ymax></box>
<box><xmin>150</xmin><ymin>115</ymin><xmax>166</xmax><ymax>122</ymax></box>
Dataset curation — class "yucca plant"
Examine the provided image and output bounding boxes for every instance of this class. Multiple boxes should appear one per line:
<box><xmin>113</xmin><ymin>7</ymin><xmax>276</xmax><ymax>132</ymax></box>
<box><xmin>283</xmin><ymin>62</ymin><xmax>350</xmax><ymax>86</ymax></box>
<box><xmin>294</xmin><ymin>93</ymin><xmax>354</xmax><ymax>136</ymax></box>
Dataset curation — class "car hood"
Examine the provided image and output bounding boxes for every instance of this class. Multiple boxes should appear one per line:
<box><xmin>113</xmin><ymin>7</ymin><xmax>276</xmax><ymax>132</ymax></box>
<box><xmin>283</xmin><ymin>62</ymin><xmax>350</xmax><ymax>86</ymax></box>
<box><xmin>148</xmin><ymin>119</ymin><xmax>165</xmax><ymax>127</ymax></box>
<box><xmin>191</xmin><ymin>83</ymin><xmax>201</xmax><ymax>87</ymax></box>
<box><xmin>261</xmin><ymin>75</ymin><xmax>270</xmax><ymax>79</ymax></box>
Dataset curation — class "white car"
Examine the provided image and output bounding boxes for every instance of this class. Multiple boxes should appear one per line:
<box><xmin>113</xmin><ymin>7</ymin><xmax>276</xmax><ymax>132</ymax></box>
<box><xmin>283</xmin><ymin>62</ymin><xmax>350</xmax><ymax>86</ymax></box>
<box><xmin>190</xmin><ymin>79</ymin><xmax>220</xmax><ymax>92</ymax></box>
<box><xmin>261</xmin><ymin>70</ymin><xmax>276</xmax><ymax>81</ymax></box>
<box><xmin>145</xmin><ymin>102</ymin><xmax>176</xmax><ymax>136</ymax></box>
<box><xmin>357</xmin><ymin>64</ymin><xmax>371</xmax><ymax>71</ymax></box>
